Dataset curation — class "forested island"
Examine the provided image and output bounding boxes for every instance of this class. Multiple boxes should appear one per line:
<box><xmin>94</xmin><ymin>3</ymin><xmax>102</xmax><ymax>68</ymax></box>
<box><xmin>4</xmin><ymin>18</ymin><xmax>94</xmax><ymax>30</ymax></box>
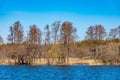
<box><xmin>0</xmin><ymin>21</ymin><xmax>120</xmax><ymax>66</ymax></box>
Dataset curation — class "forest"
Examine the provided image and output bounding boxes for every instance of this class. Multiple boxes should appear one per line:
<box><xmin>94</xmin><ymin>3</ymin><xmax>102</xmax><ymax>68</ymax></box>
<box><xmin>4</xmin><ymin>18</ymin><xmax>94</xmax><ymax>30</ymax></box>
<box><xmin>0</xmin><ymin>21</ymin><xmax>120</xmax><ymax>65</ymax></box>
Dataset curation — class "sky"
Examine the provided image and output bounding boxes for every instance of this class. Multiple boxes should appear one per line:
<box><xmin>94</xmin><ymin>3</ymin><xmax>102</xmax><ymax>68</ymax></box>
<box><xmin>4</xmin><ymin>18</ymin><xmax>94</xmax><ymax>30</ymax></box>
<box><xmin>0</xmin><ymin>0</ymin><xmax>120</xmax><ymax>43</ymax></box>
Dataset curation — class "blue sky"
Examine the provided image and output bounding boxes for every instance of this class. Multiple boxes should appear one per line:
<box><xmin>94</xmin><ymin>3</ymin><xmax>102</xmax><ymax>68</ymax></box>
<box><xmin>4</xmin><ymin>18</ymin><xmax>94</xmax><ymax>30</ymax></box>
<box><xmin>0</xmin><ymin>0</ymin><xmax>120</xmax><ymax>42</ymax></box>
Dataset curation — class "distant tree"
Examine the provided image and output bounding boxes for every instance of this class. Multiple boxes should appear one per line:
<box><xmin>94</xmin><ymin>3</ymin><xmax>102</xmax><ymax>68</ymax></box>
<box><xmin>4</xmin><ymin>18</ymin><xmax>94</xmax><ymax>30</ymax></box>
<box><xmin>85</xmin><ymin>24</ymin><xmax>106</xmax><ymax>61</ymax></box>
<box><xmin>48</xmin><ymin>44</ymin><xmax>60</xmax><ymax>64</ymax></box>
<box><xmin>86</xmin><ymin>25</ymin><xmax>106</xmax><ymax>41</ymax></box>
<box><xmin>109</xmin><ymin>28</ymin><xmax>118</xmax><ymax>40</ymax></box>
<box><xmin>60</xmin><ymin>21</ymin><xmax>76</xmax><ymax>62</ymax></box>
<box><xmin>86</xmin><ymin>26</ymin><xmax>96</xmax><ymax>60</ymax></box>
<box><xmin>0</xmin><ymin>35</ymin><xmax>3</xmax><ymax>45</ymax></box>
<box><xmin>45</xmin><ymin>25</ymin><xmax>50</xmax><ymax>45</ymax></box>
<box><xmin>8</xmin><ymin>26</ymin><xmax>14</xmax><ymax>43</ymax></box>
<box><xmin>117</xmin><ymin>26</ymin><xmax>120</xmax><ymax>40</ymax></box>
<box><xmin>27</xmin><ymin>24</ymin><xmax>42</xmax><ymax>65</ymax></box>
<box><xmin>117</xmin><ymin>26</ymin><xmax>120</xmax><ymax>58</ymax></box>
<box><xmin>86</xmin><ymin>26</ymin><xmax>95</xmax><ymax>40</ymax></box>
<box><xmin>44</xmin><ymin>24</ymin><xmax>51</xmax><ymax>64</ymax></box>
<box><xmin>95</xmin><ymin>24</ymin><xmax>106</xmax><ymax>41</ymax></box>
<box><xmin>28</xmin><ymin>24</ymin><xmax>42</xmax><ymax>44</ymax></box>
<box><xmin>14</xmin><ymin>21</ymin><xmax>24</xmax><ymax>43</ymax></box>
<box><xmin>95</xmin><ymin>25</ymin><xmax>106</xmax><ymax>61</ymax></box>
<box><xmin>52</xmin><ymin>21</ymin><xmax>60</xmax><ymax>44</ymax></box>
<box><xmin>8</xmin><ymin>21</ymin><xmax>24</xmax><ymax>43</ymax></box>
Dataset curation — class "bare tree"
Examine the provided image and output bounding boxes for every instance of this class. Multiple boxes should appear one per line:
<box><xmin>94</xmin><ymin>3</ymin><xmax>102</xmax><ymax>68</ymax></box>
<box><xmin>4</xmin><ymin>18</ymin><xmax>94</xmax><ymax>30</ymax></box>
<box><xmin>86</xmin><ymin>26</ymin><xmax>95</xmax><ymax>40</ymax></box>
<box><xmin>86</xmin><ymin>25</ymin><xmax>106</xmax><ymax>61</ymax></box>
<box><xmin>27</xmin><ymin>24</ymin><xmax>42</xmax><ymax>65</ymax></box>
<box><xmin>86</xmin><ymin>26</ymin><xmax>96</xmax><ymax>61</ymax></box>
<box><xmin>8</xmin><ymin>21</ymin><xmax>24</xmax><ymax>43</ymax></box>
<box><xmin>109</xmin><ymin>28</ymin><xmax>118</xmax><ymax>40</ymax></box>
<box><xmin>14</xmin><ymin>21</ymin><xmax>24</xmax><ymax>43</ymax></box>
<box><xmin>45</xmin><ymin>25</ymin><xmax>50</xmax><ymax>45</ymax></box>
<box><xmin>51</xmin><ymin>21</ymin><xmax>60</xmax><ymax>44</ymax></box>
<box><xmin>28</xmin><ymin>24</ymin><xmax>41</xmax><ymax>44</ymax></box>
<box><xmin>117</xmin><ymin>26</ymin><xmax>120</xmax><ymax>40</ymax></box>
<box><xmin>86</xmin><ymin>25</ymin><xmax>106</xmax><ymax>41</ymax></box>
<box><xmin>0</xmin><ymin>35</ymin><xmax>3</xmax><ymax>45</ymax></box>
<box><xmin>8</xmin><ymin>26</ymin><xmax>14</xmax><ymax>43</ymax></box>
<box><xmin>60</xmin><ymin>21</ymin><xmax>76</xmax><ymax>62</ymax></box>
<box><xmin>44</xmin><ymin>24</ymin><xmax>51</xmax><ymax>64</ymax></box>
<box><xmin>95</xmin><ymin>24</ymin><xmax>106</xmax><ymax>41</ymax></box>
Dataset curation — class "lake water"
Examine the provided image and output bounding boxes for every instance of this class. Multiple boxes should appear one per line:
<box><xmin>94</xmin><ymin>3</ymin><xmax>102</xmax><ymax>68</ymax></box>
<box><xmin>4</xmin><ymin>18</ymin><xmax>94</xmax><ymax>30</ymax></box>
<box><xmin>0</xmin><ymin>65</ymin><xmax>120</xmax><ymax>80</ymax></box>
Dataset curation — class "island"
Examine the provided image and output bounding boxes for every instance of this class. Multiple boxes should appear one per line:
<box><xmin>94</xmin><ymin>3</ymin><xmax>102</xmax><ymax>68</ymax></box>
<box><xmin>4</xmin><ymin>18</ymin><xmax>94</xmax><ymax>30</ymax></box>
<box><xmin>0</xmin><ymin>21</ymin><xmax>120</xmax><ymax>66</ymax></box>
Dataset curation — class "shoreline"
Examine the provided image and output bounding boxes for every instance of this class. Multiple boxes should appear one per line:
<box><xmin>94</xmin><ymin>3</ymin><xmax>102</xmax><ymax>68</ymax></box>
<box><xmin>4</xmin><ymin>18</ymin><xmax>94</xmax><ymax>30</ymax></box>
<box><xmin>0</xmin><ymin>58</ymin><xmax>120</xmax><ymax>66</ymax></box>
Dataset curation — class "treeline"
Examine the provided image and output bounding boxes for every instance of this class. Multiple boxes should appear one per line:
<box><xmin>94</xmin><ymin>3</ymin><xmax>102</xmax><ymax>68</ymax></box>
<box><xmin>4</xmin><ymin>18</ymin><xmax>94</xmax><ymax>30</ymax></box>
<box><xmin>0</xmin><ymin>21</ymin><xmax>120</xmax><ymax>65</ymax></box>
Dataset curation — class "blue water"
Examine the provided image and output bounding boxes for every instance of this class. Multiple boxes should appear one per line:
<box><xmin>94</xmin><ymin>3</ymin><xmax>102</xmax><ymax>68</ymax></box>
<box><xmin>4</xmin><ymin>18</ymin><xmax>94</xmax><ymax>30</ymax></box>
<box><xmin>0</xmin><ymin>65</ymin><xmax>120</xmax><ymax>80</ymax></box>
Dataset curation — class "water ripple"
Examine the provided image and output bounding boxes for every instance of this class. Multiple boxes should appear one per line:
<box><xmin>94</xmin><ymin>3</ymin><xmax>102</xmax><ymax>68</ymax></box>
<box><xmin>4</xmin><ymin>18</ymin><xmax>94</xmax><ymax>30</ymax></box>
<box><xmin>0</xmin><ymin>65</ymin><xmax>120</xmax><ymax>80</ymax></box>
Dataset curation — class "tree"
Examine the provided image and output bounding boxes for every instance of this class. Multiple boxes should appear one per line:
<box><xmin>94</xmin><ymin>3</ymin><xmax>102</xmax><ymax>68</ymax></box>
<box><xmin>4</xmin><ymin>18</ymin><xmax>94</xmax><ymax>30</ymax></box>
<box><xmin>60</xmin><ymin>21</ymin><xmax>76</xmax><ymax>62</ymax></box>
<box><xmin>109</xmin><ymin>28</ymin><xmax>118</xmax><ymax>40</ymax></box>
<box><xmin>95</xmin><ymin>24</ymin><xmax>106</xmax><ymax>41</ymax></box>
<box><xmin>44</xmin><ymin>24</ymin><xmax>51</xmax><ymax>64</ymax></box>
<box><xmin>86</xmin><ymin>25</ymin><xmax>106</xmax><ymax>41</ymax></box>
<box><xmin>7</xmin><ymin>21</ymin><xmax>24</xmax><ymax>64</ymax></box>
<box><xmin>45</xmin><ymin>25</ymin><xmax>50</xmax><ymax>45</ymax></box>
<box><xmin>8</xmin><ymin>26</ymin><xmax>14</xmax><ymax>43</ymax></box>
<box><xmin>14</xmin><ymin>21</ymin><xmax>24</xmax><ymax>43</ymax></box>
<box><xmin>0</xmin><ymin>35</ymin><xmax>3</xmax><ymax>45</ymax></box>
<box><xmin>48</xmin><ymin>44</ymin><xmax>60</xmax><ymax>64</ymax></box>
<box><xmin>117</xmin><ymin>26</ymin><xmax>120</xmax><ymax>58</ymax></box>
<box><xmin>86</xmin><ymin>26</ymin><xmax>96</xmax><ymax>60</ymax></box>
<box><xmin>27</xmin><ymin>24</ymin><xmax>42</xmax><ymax>65</ymax></box>
<box><xmin>117</xmin><ymin>26</ymin><xmax>120</xmax><ymax>40</ymax></box>
<box><xmin>86</xmin><ymin>25</ymin><xmax>106</xmax><ymax>61</ymax></box>
<box><xmin>28</xmin><ymin>24</ymin><xmax>42</xmax><ymax>44</ymax></box>
<box><xmin>8</xmin><ymin>21</ymin><xmax>24</xmax><ymax>43</ymax></box>
<box><xmin>52</xmin><ymin>21</ymin><xmax>60</xmax><ymax>44</ymax></box>
<box><xmin>86</xmin><ymin>26</ymin><xmax>95</xmax><ymax>40</ymax></box>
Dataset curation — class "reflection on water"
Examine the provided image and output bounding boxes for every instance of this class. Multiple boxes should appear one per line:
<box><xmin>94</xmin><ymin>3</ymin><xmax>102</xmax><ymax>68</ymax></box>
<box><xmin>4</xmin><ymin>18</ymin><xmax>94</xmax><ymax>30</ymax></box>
<box><xmin>0</xmin><ymin>65</ymin><xmax>120</xmax><ymax>80</ymax></box>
